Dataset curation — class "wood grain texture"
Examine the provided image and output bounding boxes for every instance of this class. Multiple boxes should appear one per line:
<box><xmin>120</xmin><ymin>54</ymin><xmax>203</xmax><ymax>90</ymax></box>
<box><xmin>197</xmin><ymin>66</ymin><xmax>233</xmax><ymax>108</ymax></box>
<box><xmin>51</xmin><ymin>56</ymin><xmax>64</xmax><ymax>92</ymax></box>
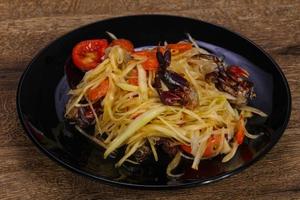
<box><xmin>0</xmin><ymin>0</ymin><xmax>299</xmax><ymax>199</ymax></box>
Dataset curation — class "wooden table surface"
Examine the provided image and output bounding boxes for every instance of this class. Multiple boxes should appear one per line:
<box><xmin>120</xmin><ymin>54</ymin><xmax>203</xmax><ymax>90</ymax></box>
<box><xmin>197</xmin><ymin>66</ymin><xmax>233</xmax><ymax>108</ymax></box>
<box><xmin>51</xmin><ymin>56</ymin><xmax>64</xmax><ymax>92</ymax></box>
<box><xmin>1</xmin><ymin>0</ymin><xmax>300</xmax><ymax>199</ymax></box>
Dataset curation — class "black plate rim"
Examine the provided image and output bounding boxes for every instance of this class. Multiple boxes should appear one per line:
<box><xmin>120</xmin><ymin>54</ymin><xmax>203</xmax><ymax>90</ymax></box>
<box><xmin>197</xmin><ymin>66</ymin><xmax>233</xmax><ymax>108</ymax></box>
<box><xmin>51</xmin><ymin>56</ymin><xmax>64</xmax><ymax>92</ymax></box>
<box><xmin>16</xmin><ymin>14</ymin><xmax>292</xmax><ymax>189</ymax></box>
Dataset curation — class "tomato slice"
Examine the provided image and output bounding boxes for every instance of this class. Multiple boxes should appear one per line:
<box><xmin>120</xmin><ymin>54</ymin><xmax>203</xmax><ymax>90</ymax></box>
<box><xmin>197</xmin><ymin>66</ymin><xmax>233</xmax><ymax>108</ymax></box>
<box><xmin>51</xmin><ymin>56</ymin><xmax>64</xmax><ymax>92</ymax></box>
<box><xmin>72</xmin><ymin>39</ymin><xmax>108</xmax><ymax>71</ymax></box>
<box><xmin>87</xmin><ymin>79</ymin><xmax>109</xmax><ymax>102</ymax></box>
<box><xmin>111</xmin><ymin>39</ymin><xmax>134</xmax><ymax>52</ymax></box>
<box><xmin>203</xmin><ymin>134</ymin><xmax>222</xmax><ymax>157</ymax></box>
<box><xmin>180</xmin><ymin>134</ymin><xmax>222</xmax><ymax>158</ymax></box>
<box><xmin>142</xmin><ymin>54</ymin><xmax>159</xmax><ymax>70</ymax></box>
<box><xmin>167</xmin><ymin>43</ymin><xmax>192</xmax><ymax>53</ymax></box>
<box><xmin>132</xmin><ymin>50</ymin><xmax>152</xmax><ymax>57</ymax></box>
<box><xmin>128</xmin><ymin>69</ymin><xmax>138</xmax><ymax>85</ymax></box>
<box><xmin>132</xmin><ymin>43</ymin><xmax>190</xmax><ymax>70</ymax></box>
<box><xmin>180</xmin><ymin>144</ymin><xmax>192</xmax><ymax>154</ymax></box>
<box><xmin>131</xmin><ymin>50</ymin><xmax>159</xmax><ymax>71</ymax></box>
<box><xmin>235</xmin><ymin>116</ymin><xmax>245</xmax><ymax>145</ymax></box>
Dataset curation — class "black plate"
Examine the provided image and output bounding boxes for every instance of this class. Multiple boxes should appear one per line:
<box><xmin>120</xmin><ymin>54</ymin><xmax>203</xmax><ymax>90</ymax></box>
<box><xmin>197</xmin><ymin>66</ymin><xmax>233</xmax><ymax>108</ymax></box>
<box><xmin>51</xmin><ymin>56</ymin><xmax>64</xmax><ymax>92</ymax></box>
<box><xmin>17</xmin><ymin>15</ymin><xmax>291</xmax><ymax>188</ymax></box>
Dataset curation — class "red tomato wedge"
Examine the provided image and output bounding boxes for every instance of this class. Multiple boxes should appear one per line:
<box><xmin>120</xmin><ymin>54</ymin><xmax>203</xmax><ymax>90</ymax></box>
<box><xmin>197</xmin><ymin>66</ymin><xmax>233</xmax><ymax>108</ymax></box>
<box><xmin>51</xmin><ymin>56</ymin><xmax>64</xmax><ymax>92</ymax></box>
<box><xmin>87</xmin><ymin>79</ymin><xmax>109</xmax><ymax>102</ymax></box>
<box><xmin>128</xmin><ymin>69</ymin><xmax>138</xmax><ymax>85</ymax></box>
<box><xmin>132</xmin><ymin>50</ymin><xmax>159</xmax><ymax>71</ymax></box>
<box><xmin>72</xmin><ymin>39</ymin><xmax>108</xmax><ymax>71</ymax></box>
<box><xmin>180</xmin><ymin>144</ymin><xmax>192</xmax><ymax>154</ymax></box>
<box><xmin>235</xmin><ymin>116</ymin><xmax>245</xmax><ymax>145</ymax></box>
<box><xmin>167</xmin><ymin>43</ymin><xmax>192</xmax><ymax>53</ymax></box>
<box><xmin>180</xmin><ymin>134</ymin><xmax>222</xmax><ymax>158</ymax></box>
<box><xmin>142</xmin><ymin>54</ymin><xmax>159</xmax><ymax>70</ymax></box>
<box><xmin>203</xmin><ymin>134</ymin><xmax>222</xmax><ymax>157</ymax></box>
<box><xmin>132</xmin><ymin>50</ymin><xmax>152</xmax><ymax>57</ymax></box>
<box><xmin>111</xmin><ymin>39</ymin><xmax>134</xmax><ymax>52</ymax></box>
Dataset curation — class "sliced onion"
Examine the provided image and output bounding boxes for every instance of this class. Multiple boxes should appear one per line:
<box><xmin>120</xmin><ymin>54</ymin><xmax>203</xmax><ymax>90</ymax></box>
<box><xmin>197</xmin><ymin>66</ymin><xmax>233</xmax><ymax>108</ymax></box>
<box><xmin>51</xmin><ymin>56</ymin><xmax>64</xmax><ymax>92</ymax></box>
<box><xmin>244</xmin><ymin>128</ymin><xmax>261</xmax><ymax>139</ymax></box>
<box><xmin>75</xmin><ymin>125</ymin><xmax>106</xmax><ymax>148</ymax></box>
<box><xmin>221</xmin><ymin>138</ymin><xmax>231</xmax><ymax>154</ymax></box>
<box><xmin>106</xmin><ymin>31</ymin><xmax>118</xmax><ymax>40</ymax></box>
<box><xmin>180</xmin><ymin>151</ymin><xmax>194</xmax><ymax>160</ymax></box>
<box><xmin>222</xmin><ymin>142</ymin><xmax>238</xmax><ymax>163</ymax></box>
<box><xmin>166</xmin><ymin>152</ymin><xmax>183</xmax><ymax>178</ymax></box>
<box><xmin>239</xmin><ymin>106</ymin><xmax>267</xmax><ymax>117</ymax></box>
<box><xmin>191</xmin><ymin>140</ymin><xmax>206</xmax><ymax>170</ymax></box>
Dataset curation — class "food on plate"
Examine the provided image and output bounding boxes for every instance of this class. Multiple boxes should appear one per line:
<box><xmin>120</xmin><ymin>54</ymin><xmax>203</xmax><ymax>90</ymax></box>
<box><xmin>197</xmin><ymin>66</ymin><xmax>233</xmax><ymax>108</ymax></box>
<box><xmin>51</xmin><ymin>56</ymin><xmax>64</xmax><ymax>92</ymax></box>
<box><xmin>64</xmin><ymin>33</ymin><xmax>267</xmax><ymax>177</ymax></box>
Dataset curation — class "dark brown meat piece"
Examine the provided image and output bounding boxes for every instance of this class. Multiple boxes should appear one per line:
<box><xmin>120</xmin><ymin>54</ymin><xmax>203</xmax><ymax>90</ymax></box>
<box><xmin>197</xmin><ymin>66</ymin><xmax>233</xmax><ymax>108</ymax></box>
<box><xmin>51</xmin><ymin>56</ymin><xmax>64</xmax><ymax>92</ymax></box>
<box><xmin>68</xmin><ymin>100</ymin><xmax>102</xmax><ymax>129</ymax></box>
<box><xmin>133</xmin><ymin>145</ymin><xmax>151</xmax><ymax>162</ymax></box>
<box><xmin>132</xmin><ymin>138</ymin><xmax>180</xmax><ymax>163</ymax></box>
<box><xmin>157</xmin><ymin>138</ymin><xmax>179</xmax><ymax>157</ymax></box>
<box><xmin>205</xmin><ymin>65</ymin><xmax>256</xmax><ymax>105</ymax></box>
<box><xmin>154</xmin><ymin>48</ymin><xmax>198</xmax><ymax>109</ymax></box>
